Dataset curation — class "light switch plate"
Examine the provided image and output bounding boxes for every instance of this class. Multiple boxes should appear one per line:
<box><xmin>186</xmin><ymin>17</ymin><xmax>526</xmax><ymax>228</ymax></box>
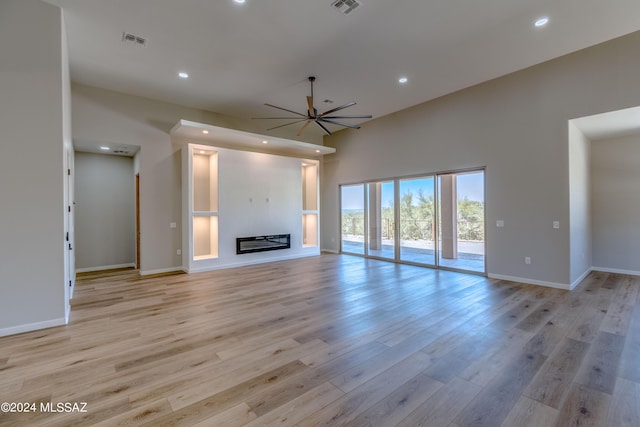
<box><xmin>170</xmin><ymin>222</ymin><xmax>177</xmax><ymax>228</ymax></box>
<box><xmin>553</xmin><ymin>221</ymin><xmax>560</xmax><ymax>229</ymax></box>
<box><xmin>496</xmin><ymin>220</ymin><xmax>504</xmax><ymax>228</ymax></box>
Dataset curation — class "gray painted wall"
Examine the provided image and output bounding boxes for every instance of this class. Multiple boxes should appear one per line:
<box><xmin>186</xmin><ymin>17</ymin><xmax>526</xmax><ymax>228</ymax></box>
<box><xmin>75</xmin><ymin>152</ymin><xmax>135</xmax><ymax>270</ymax></box>
<box><xmin>321</xmin><ymin>31</ymin><xmax>640</xmax><ymax>287</ymax></box>
<box><xmin>591</xmin><ymin>134</ymin><xmax>640</xmax><ymax>273</ymax></box>
<box><xmin>0</xmin><ymin>0</ymin><xmax>68</xmax><ymax>334</ymax></box>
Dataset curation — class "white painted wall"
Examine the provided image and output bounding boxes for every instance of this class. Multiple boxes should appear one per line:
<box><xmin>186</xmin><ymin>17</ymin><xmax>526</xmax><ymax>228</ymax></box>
<box><xmin>568</xmin><ymin>122</ymin><xmax>592</xmax><ymax>286</ymax></box>
<box><xmin>591</xmin><ymin>133</ymin><xmax>640</xmax><ymax>274</ymax></box>
<box><xmin>321</xmin><ymin>31</ymin><xmax>640</xmax><ymax>287</ymax></box>
<box><xmin>0</xmin><ymin>0</ymin><xmax>68</xmax><ymax>335</ymax></box>
<box><xmin>74</xmin><ymin>153</ymin><xmax>135</xmax><ymax>271</ymax></box>
<box><xmin>181</xmin><ymin>144</ymin><xmax>316</xmax><ymax>272</ymax></box>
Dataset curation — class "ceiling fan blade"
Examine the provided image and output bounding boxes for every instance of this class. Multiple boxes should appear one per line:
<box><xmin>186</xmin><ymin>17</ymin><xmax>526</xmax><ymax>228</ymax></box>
<box><xmin>321</xmin><ymin>115</ymin><xmax>373</xmax><ymax>119</ymax></box>
<box><xmin>297</xmin><ymin>120</ymin><xmax>313</xmax><ymax>136</ymax></box>
<box><xmin>253</xmin><ymin>116</ymin><xmax>307</xmax><ymax>119</ymax></box>
<box><xmin>266</xmin><ymin>119</ymin><xmax>308</xmax><ymax>131</ymax></box>
<box><xmin>314</xmin><ymin>120</ymin><xmax>332</xmax><ymax>136</ymax></box>
<box><xmin>307</xmin><ymin>96</ymin><xmax>315</xmax><ymax>117</ymax></box>
<box><xmin>319</xmin><ymin>101</ymin><xmax>357</xmax><ymax>117</ymax></box>
<box><xmin>319</xmin><ymin>118</ymin><xmax>361</xmax><ymax>129</ymax></box>
<box><xmin>264</xmin><ymin>103</ymin><xmax>307</xmax><ymax>117</ymax></box>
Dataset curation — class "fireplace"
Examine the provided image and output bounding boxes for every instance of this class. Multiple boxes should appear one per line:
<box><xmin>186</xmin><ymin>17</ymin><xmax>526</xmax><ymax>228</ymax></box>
<box><xmin>236</xmin><ymin>234</ymin><xmax>291</xmax><ymax>254</ymax></box>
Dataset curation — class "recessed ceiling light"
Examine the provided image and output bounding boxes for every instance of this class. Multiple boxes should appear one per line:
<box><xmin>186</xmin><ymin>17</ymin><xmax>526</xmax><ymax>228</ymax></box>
<box><xmin>534</xmin><ymin>17</ymin><xmax>549</xmax><ymax>27</ymax></box>
<box><xmin>202</xmin><ymin>130</ymin><xmax>209</xmax><ymax>134</ymax></box>
<box><xmin>398</xmin><ymin>77</ymin><xmax>408</xmax><ymax>84</ymax></box>
<box><xmin>200</xmin><ymin>151</ymin><xmax>205</xmax><ymax>154</ymax></box>
<box><xmin>100</xmin><ymin>146</ymin><xmax>110</xmax><ymax>150</ymax></box>
<box><xmin>262</xmin><ymin>140</ymin><xmax>268</xmax><ymax>144</ymax></box>
<box><xmin>178</xmin><ymin>71</ymin><xmax>189</xmax><ymax>79</ymax></box>
<box><xmin>315</xmin><ymin>150</ymin><xmax>321</xmax><ymax>153</ymax></box>
<box><xmin>234</xmin><ymin>0</ymin><xmax>245</xmax><ymax>3</ymax></box>
<box><xmin>302</xmin><ymin>163</ymin><xmax>308</xmax><ymax>166</ymax></box>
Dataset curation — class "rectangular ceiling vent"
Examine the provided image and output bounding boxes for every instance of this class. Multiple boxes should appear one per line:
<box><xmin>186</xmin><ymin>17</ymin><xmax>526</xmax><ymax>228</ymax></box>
<box><xmin>331</xmin><ymin>0</ymin><xmax>362</xmax><ymax>15</ymax></box>
<box><xmin>122</xmin><ymin>32</ymin><xmax>147</xmax><ymax>47</ymax></box>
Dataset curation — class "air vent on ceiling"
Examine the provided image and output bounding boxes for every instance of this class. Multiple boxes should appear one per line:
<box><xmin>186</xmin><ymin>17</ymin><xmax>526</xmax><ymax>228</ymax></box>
<box><xmin>122</xmin><ymin>32</ymin><xmax>147</xmax><ymax>47</ymax></box>
<box><xmin>331</xmin><ymin>0</ymin><xmax>362</xmax><ymax>15</ymax></box>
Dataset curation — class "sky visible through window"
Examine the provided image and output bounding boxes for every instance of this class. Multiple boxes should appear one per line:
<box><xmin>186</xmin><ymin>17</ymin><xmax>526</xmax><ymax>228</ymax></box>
<box><xmin>342</xmin><ymin>172</ymin><xmax>484</xmax><ymax>211</ymax></box>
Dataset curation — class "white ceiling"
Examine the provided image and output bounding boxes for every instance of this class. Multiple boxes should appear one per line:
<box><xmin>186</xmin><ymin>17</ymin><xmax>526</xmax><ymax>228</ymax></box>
<box><xmin>45</xmin><ymin>0</ymin><xmax>640</xmax><ymax>141</ymax></box>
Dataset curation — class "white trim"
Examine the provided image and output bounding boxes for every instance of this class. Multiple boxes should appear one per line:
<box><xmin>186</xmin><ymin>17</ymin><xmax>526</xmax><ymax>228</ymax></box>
<box><xmin>592</xmin><ymin>266</ymin><xmax>640</xmax><ymax>276</ymax></box>
<box><xmin>76</xmin><ymin>263</ymin><xmax>135</xmax><ymax>273</ymax></box>
<box><xmin>488</xmin><ymin>273</ymin><xmax>571</xmax><ymax>290</ymax></box>
<box><xmin>139</xmin><ymin>266</ymin><xmax>184</xmax><ymax>276</ymax></box>
<box><xmin>184</xmin><ymin>253</ymin><xmax>319</xmax><ymax>274</ymax></box>
<box><xmin>321</xmin><ymin>249</ymin><xmax>340</xmax><ymax>254</ymax></box>
<box><xmin>0</xmin><ymin>318</ymin><xmax>67</xmax><ymax>338</ymax></box>
<box><xmin>570</xmin><ymin>268</ymin><xmax>593</xmax><ymax>290</ymax></box>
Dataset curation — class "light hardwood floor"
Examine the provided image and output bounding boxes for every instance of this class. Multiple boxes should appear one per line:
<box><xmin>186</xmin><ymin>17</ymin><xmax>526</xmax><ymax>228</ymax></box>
<box><xmin>1</xmin><ymin>254</ymin><xmax>639</xmax><ymax>426</ymax></box>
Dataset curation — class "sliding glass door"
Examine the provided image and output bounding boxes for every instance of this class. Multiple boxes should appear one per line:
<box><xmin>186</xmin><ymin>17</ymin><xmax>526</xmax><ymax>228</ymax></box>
<box><xmin>340</xmin><ymin>169</ymin><xmax>485</xmax><ymax>274</ymax></box>
<box><xmin>341</xmin><ymin>184</ymin><xmax>365</xmax><ymax>254</ymax></box>
<box><xmin>367</xmin><ymin>181</ymin><xmax>395</xmax><ymax>259</ymax></box>
<box><xmin>399</xmin><ymin>177</ymin><xmax>435</xmax><ymax>266</ymax></box>
<box><xmin>437</xmin><ymin>171</ymin><xmax>485</xmax><ymax>273</ymax></box>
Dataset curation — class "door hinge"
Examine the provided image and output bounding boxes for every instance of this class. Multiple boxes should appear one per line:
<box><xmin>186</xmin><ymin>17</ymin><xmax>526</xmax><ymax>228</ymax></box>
<box><xmin>69</xmin><ymin>280</ymin><xmax>72</xmax><ymax>287</ymax></box>
<box><xmin>67</xmin><ymin>168</ymin><xmax>71</xmax><ymax>176</ymax></box>
<box><xmin>66</xmin><ymin>232</ymin><xmax>69</xmax><ymax>242</ymax></box>
<box><xmin>68</xmin><ymin>206</ymin><xmax>71</xmax><ymax>213</ymax></box>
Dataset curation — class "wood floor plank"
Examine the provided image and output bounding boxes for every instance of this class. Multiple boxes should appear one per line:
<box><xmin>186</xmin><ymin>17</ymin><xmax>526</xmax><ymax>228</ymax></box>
<box><xmin>500</xmin><ymin>396</ymin><xmax>558</xmax><ymax>427</ymax></box>
<box><xmin>342</xmin><ymin>372</ymin><xmax>442</xmax><ymax>427</ymax></box>
<box><xmin>574</xmin><ymin>331</ymin><xmax>625</xmax><ymax>394</ymax></box>
<box><xmin>0</xmin><ymin>256</ymin><xmax>637</xmax><ymax>427</ymax></box>
<box><xmin>395</xmin><ymin>377</ymin><xmax>482</xmax><ymax>427</ymax></box>
<box><xmin>523</xmin><ymin>337</ymin><xmax>590</xmax><ymax>408</ymax></box>
<box><xmin>554</xmin><ymin>383</ymin><xmax>611</xmax><ymax>427</ymax></box>
<box><xmin>607</xmin><ymin>378</ymin><xmax>640</xmax><ymax>427</ymax></box>
<box><xmin>454</xmin><ymin>350</ymin><xmax>547</xmax><ymax>427</ymax></box>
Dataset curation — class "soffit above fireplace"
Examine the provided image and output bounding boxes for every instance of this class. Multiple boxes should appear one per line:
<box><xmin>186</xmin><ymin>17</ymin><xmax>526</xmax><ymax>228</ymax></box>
<box><xmin>170</xmin><ymin>120</ymin><xmax>336</xmax><ymax>158</ymax></box>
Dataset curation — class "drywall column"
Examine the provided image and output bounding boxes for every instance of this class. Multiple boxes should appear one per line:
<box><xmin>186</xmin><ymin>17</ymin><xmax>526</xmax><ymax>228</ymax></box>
<box><xmin>440</xmin><ymin>175</ymin><xmax>458</xmax><ymax>259</ymax></box>
<box><xmin>0</xmin><ymin>0</ymin><xmax>67</xmax><ymax>335</ymax></box>
<box><xmin>368</xmin><ymin>183</ymin><xmax>382</xmax><ymax>250</ymax></box>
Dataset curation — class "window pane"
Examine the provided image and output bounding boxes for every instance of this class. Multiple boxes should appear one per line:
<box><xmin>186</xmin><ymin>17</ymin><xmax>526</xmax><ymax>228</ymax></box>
<box><xmin>341</xmin><ymin>185</ymin><xmax>365</xmax><ymax>254</ymax></box>
<box><xmin>437</xmin><ymin>171</ymin><xmax>485</xmax><ymax>273</ymax></box>
<box><xmin>367</xmin><ymin>181</ymin><xmax>395</xmax><ymax>259</ymax></box>
<box><xmin>399</xmin><ymin>177</ymin><xmax>435</xmax><ymax>265</ymax></box>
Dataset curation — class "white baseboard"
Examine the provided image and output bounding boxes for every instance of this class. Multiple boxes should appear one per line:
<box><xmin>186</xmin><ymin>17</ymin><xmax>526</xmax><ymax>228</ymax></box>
<box><xmin>0</xmin><ymin>317</ymin><xmax>67</xmax><ymax>338</ymax></box>
<box><xmin>76</xmin><ymin>263</ymin><xmax>135</xmax><ymax>273</ymax></box>
<box><xmin>488</xmin><ymin>273</ymin><xmax>571</xmax><ymax>290</ymax></box>
<box><xmin>321</xmin><ymin>249</ymin><xmax>340</xmax><ymax>254</ymax></box>
<box><xmin>592</xmin><ymin>266</ymin><xmax>640</xmax><ymax>276</ymax></box>
<box><xmin>184</xmin><ymin>252</ymin><xmax>320</xmax><ymax>274</ymax></box>
<box><xmin>139</xmin><ymin>267</ymin><xmax>184</xmax><ymax>276</ymax></box>
<box><xmin>570</xmin><ymin>268</ymin><xmax>593</xmax><ymax>290</ymax></box>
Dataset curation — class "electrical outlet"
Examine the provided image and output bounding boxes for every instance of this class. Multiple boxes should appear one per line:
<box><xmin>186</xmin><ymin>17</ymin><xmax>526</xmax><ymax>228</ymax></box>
<box><xmin>170</xmin><ymin>222</ymin><xmax>177</xmax><ymax>229</ymax></box>
<box><xmin>553</xmin><ymin>221</ymin><xmax>560</xmax><ymax>229</ymax></box>
<box><xmin>496</xmin><ymin>220</ymin><xmax>504</xmax><ymax>228</ymax></box>
<box><xmin>525</xmin><ymin>257</ymin><xmax>531</xmax><ymax>265</ymax></box>
<box><xmin>177</xmin><ymin>249</ymin><xmax>181</xmax><ymax>255</ymax></box>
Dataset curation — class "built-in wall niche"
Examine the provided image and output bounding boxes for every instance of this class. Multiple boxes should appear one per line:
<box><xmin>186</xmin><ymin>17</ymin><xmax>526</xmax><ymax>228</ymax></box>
<box><xmin>193</xmin><ymin>150</ymin><xmax>218</xmax><ymax>212</ymax></box>
<box><xmin>302</xmin><ymin>161</ymin><xmax>319</xmax><ymax>247</ymax></box>
<box><xmin>183</xmin><ymin>144</ymin><xmax>219</xmax><ymax>269</ymax></box>
<box><xmin>193</xmin><ymin>215</ymin><xmax>218</xmax><ymax>260</ymax></box>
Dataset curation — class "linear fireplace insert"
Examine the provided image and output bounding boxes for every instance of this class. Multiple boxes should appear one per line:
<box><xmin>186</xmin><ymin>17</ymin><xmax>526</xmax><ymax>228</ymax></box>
<box><xmin>236</xmin><ymin>234</ymin><xmax>291</xmax><ymax>254</ymax></box>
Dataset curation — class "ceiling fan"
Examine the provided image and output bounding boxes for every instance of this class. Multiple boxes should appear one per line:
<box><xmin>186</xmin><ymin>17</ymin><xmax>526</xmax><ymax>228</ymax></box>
<box><xmin>254</xmin><ymin>76</ymin><xmax>372</xmax><ymax>136</ymax></box>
